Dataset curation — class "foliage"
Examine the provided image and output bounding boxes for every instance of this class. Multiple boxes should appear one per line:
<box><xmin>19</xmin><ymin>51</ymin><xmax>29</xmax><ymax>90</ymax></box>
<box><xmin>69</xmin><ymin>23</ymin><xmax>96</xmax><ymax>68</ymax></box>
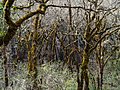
<box><xmin>0</xmin><ymin>2</ymin><xmax>3</xmax><ymax>11</ymax></box>
<box><xmin>103</xmin><ymin>59</ymin><xmax>120</xmax><ymax>90</ymax></box>
<box><xmin>0</xmin><ymin>60</ymin><xmax>120</xmax><ymax>90</ymax></box>
<box><xmin>0</xmin><ymin>0</ymin><xmax>119</xmax><ymax>90</ymax></box>
<box><xmin>0</xmin><ymin>31</ymin><xmax>5</xmax><ymax>38</ymax></box>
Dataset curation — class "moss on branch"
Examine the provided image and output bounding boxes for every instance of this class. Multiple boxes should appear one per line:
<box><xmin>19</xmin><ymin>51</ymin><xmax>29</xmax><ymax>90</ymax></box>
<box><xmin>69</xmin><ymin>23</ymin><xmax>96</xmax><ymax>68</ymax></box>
<box><xmin>0</xmin><ymin>0</ymin><xmax>46</xmax><ymax>46</ymax></box>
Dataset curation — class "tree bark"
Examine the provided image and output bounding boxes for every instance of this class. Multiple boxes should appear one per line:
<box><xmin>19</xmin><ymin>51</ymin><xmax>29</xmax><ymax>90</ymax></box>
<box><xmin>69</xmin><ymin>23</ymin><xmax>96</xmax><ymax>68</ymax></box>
<box><xmin>0</xmin><ymin>0</ymin><xmax>46</xmax><ymax>46</ymax></box>
<box><xmin>3</xmin><ymin>46</ymin><xmax>8</xmax><ymax>88</ymax></box>
<box><xmin>80</xmin><ymin>43</ymin><xmax>90</xmax><ymax>90</ymax></box>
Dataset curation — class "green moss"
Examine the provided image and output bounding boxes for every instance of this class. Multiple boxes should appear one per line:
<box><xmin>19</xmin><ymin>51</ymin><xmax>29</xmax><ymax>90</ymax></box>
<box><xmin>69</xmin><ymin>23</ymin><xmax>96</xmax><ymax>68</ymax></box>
<box><xmin>0</xmin><ymin>30</ymin><xmax>6</xmax><ymax>38</ymax></box>
<box><xmin>0</xmin><ymin>2</ymin><xmax>3</xmax><ymax>8</ymax></box>
<box><xmin>65</xmin><ymin>79</ymin><xmax>77</xmax><ymax>90</ymax></box>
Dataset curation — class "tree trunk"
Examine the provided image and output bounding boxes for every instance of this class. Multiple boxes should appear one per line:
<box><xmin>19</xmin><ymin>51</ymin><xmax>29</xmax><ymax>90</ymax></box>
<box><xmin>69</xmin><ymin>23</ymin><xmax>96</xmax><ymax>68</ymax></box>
<box><xmin>80</xmin><ymin>44</ymin><xmax>90</xmax><ymax>90</ymax></box>
<box><xmin>100</xmin><ymin>66</ymin><xmax>103</xmax><ymax>90</ymax></box>
<box><xmin>77</xmin><ymin>57</ymin><xmax>81</xmax><ymax>90</ymax></box>
<box><xmin>3</xmin><ymin>46</ymin><xmax>8</xmax><ymax>88</ymax></box>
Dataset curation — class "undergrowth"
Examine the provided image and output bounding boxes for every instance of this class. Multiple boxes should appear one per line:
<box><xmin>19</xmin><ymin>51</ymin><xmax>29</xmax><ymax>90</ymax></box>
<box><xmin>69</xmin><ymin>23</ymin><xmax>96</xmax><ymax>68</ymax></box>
<box><xmin>0</xmin><ymin>59</ymin><xmax>120</xmax><ymax>90</ymax></box>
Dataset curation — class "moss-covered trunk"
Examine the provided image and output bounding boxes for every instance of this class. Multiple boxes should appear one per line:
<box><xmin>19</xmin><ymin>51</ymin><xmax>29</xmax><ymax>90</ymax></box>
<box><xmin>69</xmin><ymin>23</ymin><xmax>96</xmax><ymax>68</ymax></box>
<box><xmin>27</xmin><ymin>14</ymin><xmax>39</xmax><ymax>90</ymax></box>
<box><xmin>80</xmin><ymin>43</ymin><xmax>90</xmax><ymax>90</ymax></box>
<box><xmin>3</xmin><ymin>46</ymin><xmax>8</xmax><ymax>88</ymax></box>
<box><xmin>0</xmin><ymin>0</ymin><xmax>46</xmax><ymax>47</ymax></box>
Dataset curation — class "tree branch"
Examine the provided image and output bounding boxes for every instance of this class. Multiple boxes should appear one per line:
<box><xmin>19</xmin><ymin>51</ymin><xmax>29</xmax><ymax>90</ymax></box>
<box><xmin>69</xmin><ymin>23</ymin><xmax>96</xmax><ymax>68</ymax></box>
<box><xmin>15</xmin><ymin>7</ymin><xmax>45</xmax><ymax>26</ymax></box>
<box><xmin>4</xmin><ymin>0</ymin><xmax>16</xmax><ymax>27</ymax></box>
<box><xmin>47</xmin><ymin>5</ymin><xmax>96</xmax><ymax>12</ymax></box>
<box><xmin>12</xmin><ymin>3</ymin><xmax>34</xmax><ymax>10</ymax></box>
<box><xmin>89</xmin><ymin>27</ymin><xmax>120</xmax><ymax>52</ymax></box>
<box><xmin>0</xmin><ymin>1</ymin><xmax>46</xmax><ymax>46</ymax></box>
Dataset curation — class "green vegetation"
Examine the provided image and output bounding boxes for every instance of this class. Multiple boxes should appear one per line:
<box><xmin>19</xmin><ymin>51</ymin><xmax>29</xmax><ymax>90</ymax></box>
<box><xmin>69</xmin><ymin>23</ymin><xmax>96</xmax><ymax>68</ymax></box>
<box><xmin>0</xmin><ymin>30</ymin><xmax>6</xmax><ymax>38</ymax></box>
<box><xmin>0</xmin><ymin>2</ymin><xmax>5</xmax><ymax>38</ymax></box>
<box><xmin>0</xmin><ymin>0</ymin><xmax>120</xmax><ymax>90</ymax></box>
<box><xmin>0</xmin><ymin>60</ymin><xmax>120</xmax><ymax>90</ymax></box>
<box><xmin>0</xmin><ymin>2</ymin><xmax>3</xmax><ymax>9</ymax></box>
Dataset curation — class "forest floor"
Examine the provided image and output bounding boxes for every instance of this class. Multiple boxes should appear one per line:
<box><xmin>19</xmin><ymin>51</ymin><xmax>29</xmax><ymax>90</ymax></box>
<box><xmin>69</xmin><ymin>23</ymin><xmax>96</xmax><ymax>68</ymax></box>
<box><xmin>0</xmin><ymin>59</ymin><xmax>120</xmax><ymax>90</ymax></box>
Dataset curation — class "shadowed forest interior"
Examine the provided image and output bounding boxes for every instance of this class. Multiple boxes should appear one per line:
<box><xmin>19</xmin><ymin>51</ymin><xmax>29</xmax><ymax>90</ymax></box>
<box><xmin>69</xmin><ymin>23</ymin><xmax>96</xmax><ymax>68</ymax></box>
<box><xmin>0</xmin><ymin>0</ymin><xmax>120</xmax><ymax>90</ymax></box>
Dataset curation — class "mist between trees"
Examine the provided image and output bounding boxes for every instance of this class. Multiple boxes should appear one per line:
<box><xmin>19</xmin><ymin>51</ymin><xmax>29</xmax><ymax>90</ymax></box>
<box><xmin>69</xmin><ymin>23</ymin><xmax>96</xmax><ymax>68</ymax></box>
<box><xmin>0</xmin><ymin>0</ymin><xmax>120</xmax><ymax>90</ymax></box>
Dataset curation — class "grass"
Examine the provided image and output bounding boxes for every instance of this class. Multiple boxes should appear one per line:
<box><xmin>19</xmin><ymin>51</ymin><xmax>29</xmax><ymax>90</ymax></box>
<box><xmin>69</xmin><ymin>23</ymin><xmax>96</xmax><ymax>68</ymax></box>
<box><xmin>103</xmin><ymin>59</ymin><xmax>120</xmax><ymax>90</ymax></box>
<box><xmin>0</xmin><ymin>59</ymin><xmax>120</xmax><ymax>90</ymax></box>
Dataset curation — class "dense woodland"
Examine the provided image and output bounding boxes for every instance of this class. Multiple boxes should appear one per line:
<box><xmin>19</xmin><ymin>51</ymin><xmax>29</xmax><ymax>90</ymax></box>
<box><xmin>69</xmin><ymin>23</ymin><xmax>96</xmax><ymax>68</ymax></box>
<box><xmin>0</xmin><ymin>0</ymin><xmax>120</xmax><ymax>90</ymax></box>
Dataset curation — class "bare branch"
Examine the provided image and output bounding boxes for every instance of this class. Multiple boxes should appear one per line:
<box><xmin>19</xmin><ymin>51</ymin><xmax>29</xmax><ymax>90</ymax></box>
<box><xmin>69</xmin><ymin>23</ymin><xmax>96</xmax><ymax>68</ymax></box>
<box><xmin>103</xmin><ymin>47</ymin><xmax>118</xmax><ymax>68</ymax></box>
<box><xmin>47</xmin><ymin>5</ymin><xmax>96</xmax><ymax>12</ymax></box>
<box><xmin>35</xmin><ymin>0</ymin><xmax>49</xmax><ymax>3</ymax></box>
<box><xmin>90</xmin><ymin>27</ymin><xmax>120</xmax><ymax>52</ymax></box>
<box><xmin>12</xmin><ymin>3</ymin><xmax>34</xmax><ymax>10</ymax></box>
